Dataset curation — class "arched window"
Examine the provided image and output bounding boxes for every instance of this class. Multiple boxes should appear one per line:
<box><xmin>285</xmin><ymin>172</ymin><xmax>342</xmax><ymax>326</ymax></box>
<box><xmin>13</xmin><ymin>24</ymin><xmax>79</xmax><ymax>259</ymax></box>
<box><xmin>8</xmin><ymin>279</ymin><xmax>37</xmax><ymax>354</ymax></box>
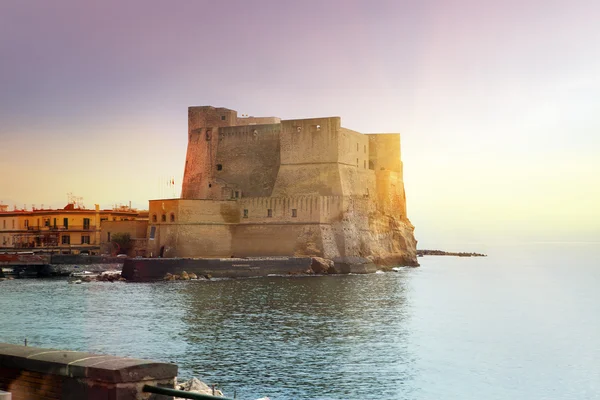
<box><xmin>161</xmin><ymin>214</ymin><xmax>166</xmax><ymax>222</ymax></box>
<box><xmin>170</xmin><ymin>213</ymin><xmax>175</xmax><ymax>222</ymax></box>
<box><xmin>152</xmin><ymin>214</ymin><xmax>157</xmax><ymax>222</ymax></box>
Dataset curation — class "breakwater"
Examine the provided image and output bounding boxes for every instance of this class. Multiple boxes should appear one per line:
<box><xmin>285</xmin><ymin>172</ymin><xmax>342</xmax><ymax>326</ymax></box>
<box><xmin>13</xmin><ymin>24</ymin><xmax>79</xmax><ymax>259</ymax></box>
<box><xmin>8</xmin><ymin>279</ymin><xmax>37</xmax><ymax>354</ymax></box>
<box><xmin>0</xmin><ymin>254</ymin><xmax>124</xmax><ymax>278</ymax></box>
<box><xmin>122</xmin><ymin>256</ymin><xmax>380</xmax><ymax>281</ymax></box>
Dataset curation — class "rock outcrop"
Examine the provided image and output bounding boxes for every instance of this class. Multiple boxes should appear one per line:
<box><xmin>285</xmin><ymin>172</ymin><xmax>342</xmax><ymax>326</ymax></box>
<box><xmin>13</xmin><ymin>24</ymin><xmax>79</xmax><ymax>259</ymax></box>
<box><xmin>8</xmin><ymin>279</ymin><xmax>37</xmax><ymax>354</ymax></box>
<box><xmin>175</xmin><ymin>377</ymin><xmax>224</xmax><ymax>398</ymax></box>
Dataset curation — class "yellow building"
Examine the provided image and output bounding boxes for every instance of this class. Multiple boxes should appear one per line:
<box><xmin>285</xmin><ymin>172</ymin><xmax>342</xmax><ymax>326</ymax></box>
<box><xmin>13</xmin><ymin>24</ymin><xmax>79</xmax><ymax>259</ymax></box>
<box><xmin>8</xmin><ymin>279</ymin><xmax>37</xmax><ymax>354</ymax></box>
<box><xmin>0</xmin><ymin>203</ymin><xmax>140</xmax><ymax>255</ymax></box>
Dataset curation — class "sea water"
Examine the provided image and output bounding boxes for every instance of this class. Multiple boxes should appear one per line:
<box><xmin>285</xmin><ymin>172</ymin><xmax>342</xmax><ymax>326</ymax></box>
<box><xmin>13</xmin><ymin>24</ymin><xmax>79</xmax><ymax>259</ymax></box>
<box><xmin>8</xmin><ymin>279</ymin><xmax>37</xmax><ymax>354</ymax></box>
<box><xmin>0</xmin><ymin>242</ymin><xmax>598</xmax><ymax>399</ymax></box>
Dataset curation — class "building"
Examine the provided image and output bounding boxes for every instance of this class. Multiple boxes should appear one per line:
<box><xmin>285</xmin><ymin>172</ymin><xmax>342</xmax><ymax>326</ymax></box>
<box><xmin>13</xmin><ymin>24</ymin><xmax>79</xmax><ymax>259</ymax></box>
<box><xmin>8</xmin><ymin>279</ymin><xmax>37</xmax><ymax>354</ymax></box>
<box><xmin>147</xmin><ymin>106</ymin><xmax>417</xmax><ymax>266</ymax></box>
<box><xmin>99</xmin><ymin>211</ymin><xmax>149</xmax><ymax>256</ymax></box>
<box><xmin>0</xmin><ymin>203</ymin><xmax>141</xmax><ymax>255</ymax></box>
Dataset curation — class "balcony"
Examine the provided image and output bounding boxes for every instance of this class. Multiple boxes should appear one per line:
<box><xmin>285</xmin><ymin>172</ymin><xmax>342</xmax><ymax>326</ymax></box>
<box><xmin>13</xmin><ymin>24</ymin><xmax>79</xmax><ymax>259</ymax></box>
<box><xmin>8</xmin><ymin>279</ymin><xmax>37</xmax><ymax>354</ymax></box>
<box><xmin>46</xmin><ymin>225</ymin><xmax>96</xmax><ymax>231</ymax></box>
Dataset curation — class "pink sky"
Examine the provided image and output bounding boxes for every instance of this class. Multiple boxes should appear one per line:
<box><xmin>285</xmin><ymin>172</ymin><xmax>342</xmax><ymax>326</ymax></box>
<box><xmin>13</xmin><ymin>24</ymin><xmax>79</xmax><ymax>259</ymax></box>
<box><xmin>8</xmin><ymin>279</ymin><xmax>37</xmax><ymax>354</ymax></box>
<box><xmin>1</xmin><ymin>0</ymin><xmax>599</xmax><ymax>248</ymax></box>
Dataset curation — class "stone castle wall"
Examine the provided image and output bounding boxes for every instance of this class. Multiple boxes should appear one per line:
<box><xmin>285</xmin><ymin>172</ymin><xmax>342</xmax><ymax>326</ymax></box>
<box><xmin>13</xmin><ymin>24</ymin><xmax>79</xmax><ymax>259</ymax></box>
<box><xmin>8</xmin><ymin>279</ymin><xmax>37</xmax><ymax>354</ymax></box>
<box><xmin>151</xmin><ymin>106</ymin><xmax>418</xmax><ymax>266</ymax></box>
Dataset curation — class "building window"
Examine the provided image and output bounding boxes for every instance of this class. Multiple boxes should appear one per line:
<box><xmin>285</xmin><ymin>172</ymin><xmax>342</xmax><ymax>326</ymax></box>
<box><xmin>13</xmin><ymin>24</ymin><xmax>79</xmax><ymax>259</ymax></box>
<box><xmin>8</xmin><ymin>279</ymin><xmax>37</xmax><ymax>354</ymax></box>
<box><xmin>83</xmin><ymin>218</ymin><xmax>90</xmax><ymax>230</ymax></box>
<box><xmin>61</xmin><ymin>235</ymin><xmax>70</xmax><ymax>245</ymax></box>
<box><xmin>161</xmin><ymin>214</ymin><xmax>166</xmax><ymax>222</ymax></box>
<box><xmin>243</xmin><ymin>209</ymin><xmax>248</xmax><ymax>218</ymax></box>
<box><xmin>267</xmin><ymin>209</ymin><xmax>272</xmax><ymax>218</ymax></box>
<box><xmin>107</xmin><ymin>232</ymin><xmax>111</xmax><ymax>242</ymax></box>
<box><xmin>81</xmin><ymin>235</ymin><xmax>90</xmax><ymax>244</ymax></box>
<box><xmin>356</xmin><ymin>158</ymin><xmax>359</xmax><ymax>167</ymax></box>
<box><xmin>152</xmin><ymin>214</ymin><xmax>157</xmax><ymax>222</ymax></box>
<box><xmin>44</xmin><ymin>219</ymin><xmax>50</xmax><ymax>227</ymax></box>
<box><xmin>53</xmin><ymin>218</ymin><xmax>57</xmax><ymax>228</ymax></box>
<box><xmin>63</xmin><ymin>218</ymin><xmax>69</xmax><ymax>229</ymax></box>
<box><xmin>170</xmin><ymin>213</ymin><xmax>175</xmax><ymax>222</ymax></box>
<box><xmin>364</xmin><ymin>144</ymin><xmax>366</xmax><ymax>153</ymax></box>
<box><xmin>235</xmin><ymin>191</ymin><xmax>239</xmax><ymax>198</ymax></box>
<box><xmin>12</xmin><ymin>220</ymin><xmax>15</xmax><ymax>229</ymax></box>
<box><xmin>221</xmin><ymin>115</ymin><xmax>226</xmax><ymax>121</ymax></box>
<box><xmin>292</xmin><ymin>209</ymin><xmax>297</xmax><ymax>218</ymax></box>
<box><xmin>217</xmin><ymin>164</ymin><xmax>223</xmax><ymax>171</ymax></box>
<box><xmin>149</xmin><ymin>226</ymin><xmax>156</xmax><ymax>240</ymax></box>
<box><xmin>209</xmin><ymin>183</ymin><xmax>212</xmax><ymax>188</ymax></box>
<box><xmin>364</xmin><ymin>160</ymin><xmax>366</xmax><ymax>169</ymax></box>
<box><xmin>24</xmin><ymin>220</ymin><xmax>29</xmax><ymax>228</ymax></box>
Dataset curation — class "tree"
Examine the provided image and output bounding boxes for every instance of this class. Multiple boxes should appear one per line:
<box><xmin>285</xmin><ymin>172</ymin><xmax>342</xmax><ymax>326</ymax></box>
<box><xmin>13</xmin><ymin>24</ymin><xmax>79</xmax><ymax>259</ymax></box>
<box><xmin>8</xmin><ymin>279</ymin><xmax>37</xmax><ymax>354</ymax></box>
<box><xmin>111</xmin><ymin>232</ymin><xmax>132</xmax><ymax>255</ymax></box>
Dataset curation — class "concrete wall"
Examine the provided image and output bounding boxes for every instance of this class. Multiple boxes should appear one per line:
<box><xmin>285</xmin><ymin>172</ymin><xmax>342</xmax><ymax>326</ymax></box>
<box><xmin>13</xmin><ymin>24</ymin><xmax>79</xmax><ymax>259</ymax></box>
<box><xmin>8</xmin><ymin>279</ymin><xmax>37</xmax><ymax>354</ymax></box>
<box><xmin>232</xmin><ymin>223</ymin><xmax>324</xmax><ymax>257</ymax></box>
<box><xmin>148</xmin><ymin>199</ymin><xmax>239</xmax><ymax>258</ymax></box>
<box><xmin>0</xmin><ymin>343</ymin><xmax>176</xmax><ymax>400</ymax></box>
<box><xmin>278</xmin><ymin>117</ymin><xmax>341</xmax><ymax>164</ymax></box>
<box><xmin>368</xmin><ymin>134</ymin><xmax>402</xmax><ymax>173</ymax></box>
<box><xmin>215</xmin><ymin>124</ymin><xmax>281</xmax><ymax>197</ymax></box>
<box><xmin>271</xmin><ymin>118</ymin><xmax>345</xmax><ymax>197</ymax></box>
<box><xmin>272</xmin><ymin>164</ymin><xmax>344</xmax><ymax>196</ymax></box>
<box><xmin>339</xmin><ymin>128</ymin><xmax>370</xmax><ymax>169</ymax></box>
<box><xmin>101</xmin><ymin>220</ymin><xmax>148</xmax><ymax>242</ymax></box>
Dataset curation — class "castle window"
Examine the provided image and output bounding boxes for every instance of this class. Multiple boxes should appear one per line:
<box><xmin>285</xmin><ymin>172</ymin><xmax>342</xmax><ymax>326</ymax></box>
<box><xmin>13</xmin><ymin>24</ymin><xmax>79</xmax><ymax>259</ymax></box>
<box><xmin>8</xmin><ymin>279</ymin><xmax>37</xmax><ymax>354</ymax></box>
<box><xmin>292</xmin><ymin>209</ymin><xmax>297</xmax><ymax>218</ymax></box>
<box><xmin>267</xmin><ymin>209</ymin><xmax>272</xmax><ymax>218</ymax></box>
<box><xmin>221</xmin><ymin>116</ymin><xmax>226</xmax><ymax>121</ymax></box>
<box><xmin>161</xmin><ymin>214</ymin><xmax>166</xmax><ymax>222</ymax></box>
<box><xmin>152</xmin><ymin>214</ymin><xmax>157</xmax><ymax>222</ymax></box>
<box><xmin>217</xmin><ymin>164</ymin><xmax>222</xmax><ymax>171</ymax></box>
<box><xmin>170</xmin><ymin>213</ymin><xmax>175</xmax><ymax>222</ymax></box>
<box><xmin>243</xmin><ymin>209</ymin><xmax>248</xmax><ymax>218</ymax></box>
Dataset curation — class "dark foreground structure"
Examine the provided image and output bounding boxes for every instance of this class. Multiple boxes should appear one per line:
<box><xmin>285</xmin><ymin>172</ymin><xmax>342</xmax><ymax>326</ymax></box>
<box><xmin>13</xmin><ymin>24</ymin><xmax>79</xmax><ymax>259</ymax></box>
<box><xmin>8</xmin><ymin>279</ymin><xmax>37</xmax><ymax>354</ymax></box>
<box><xmin>121</xmin><ymin>256</ymin><xmax>379</xmax><ymax>282</ymax></box>
<box><xmin>0</xmin><ymin>343</ymin><xmax>176</xmax><ymax>399</ymax></box>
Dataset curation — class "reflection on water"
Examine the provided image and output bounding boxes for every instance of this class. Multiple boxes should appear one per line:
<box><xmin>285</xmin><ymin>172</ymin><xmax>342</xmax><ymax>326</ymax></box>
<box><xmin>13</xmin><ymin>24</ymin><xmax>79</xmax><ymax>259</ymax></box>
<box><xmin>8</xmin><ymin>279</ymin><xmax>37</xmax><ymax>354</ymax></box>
<box><xmin>177</xmin><ymin>275</ymin><xmax>415</xmax><ymax>399</ymax></box>
<box><xmin>1</xmin><ymin>243</ymin><xmax>599</xmax><ymax>400</ymax></box>
<box><xmin>0</xmin><ymin>272</ymin><xmax>416</xmax><ymax>400</ymax></box>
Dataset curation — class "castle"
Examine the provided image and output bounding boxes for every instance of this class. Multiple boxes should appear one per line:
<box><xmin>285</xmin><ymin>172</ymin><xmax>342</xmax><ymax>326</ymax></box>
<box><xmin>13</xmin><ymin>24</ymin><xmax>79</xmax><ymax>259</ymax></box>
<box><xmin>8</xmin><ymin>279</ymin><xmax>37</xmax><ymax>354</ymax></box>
<box><xmin>146</xmin><ymin>106</ymin><xmax>417</xmax><ymax>267</ymax></box>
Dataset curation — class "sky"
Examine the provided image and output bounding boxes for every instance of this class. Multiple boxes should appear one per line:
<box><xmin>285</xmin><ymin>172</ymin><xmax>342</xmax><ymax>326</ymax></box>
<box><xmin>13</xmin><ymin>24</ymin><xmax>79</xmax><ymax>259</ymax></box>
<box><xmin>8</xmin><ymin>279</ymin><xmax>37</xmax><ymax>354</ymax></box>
<box><xmin>1</xmin><ymin>0</ymin><xmax>599</xmax><ymax>248</ymax></box>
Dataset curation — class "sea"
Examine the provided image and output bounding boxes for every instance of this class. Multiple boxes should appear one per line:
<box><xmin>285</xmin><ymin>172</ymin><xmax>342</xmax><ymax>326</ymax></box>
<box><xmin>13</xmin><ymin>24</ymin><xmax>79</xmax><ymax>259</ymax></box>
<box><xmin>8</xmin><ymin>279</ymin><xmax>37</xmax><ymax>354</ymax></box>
<box><xmin>1</xmin><ymin>242</ymin><xmax>599</xmax><ymax>400</ymax></box>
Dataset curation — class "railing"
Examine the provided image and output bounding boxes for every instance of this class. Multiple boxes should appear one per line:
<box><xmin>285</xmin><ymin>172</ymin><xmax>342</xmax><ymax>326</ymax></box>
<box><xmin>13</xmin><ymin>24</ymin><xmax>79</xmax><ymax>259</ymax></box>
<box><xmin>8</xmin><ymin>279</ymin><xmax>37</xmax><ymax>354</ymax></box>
<box><xmin>142</xmin><ymin>385</ymin><xmax>235</xmax><ymax>399</ymax></box>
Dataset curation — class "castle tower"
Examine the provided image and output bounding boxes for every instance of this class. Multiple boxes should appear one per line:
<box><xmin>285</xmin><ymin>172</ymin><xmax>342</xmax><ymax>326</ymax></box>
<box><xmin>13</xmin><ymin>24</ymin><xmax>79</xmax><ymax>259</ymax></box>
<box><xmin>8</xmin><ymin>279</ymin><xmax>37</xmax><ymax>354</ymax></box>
<box><xmin>181</xmin><ymin>107</ymin><xmax>237</xmax><ymax>199</ymax></box>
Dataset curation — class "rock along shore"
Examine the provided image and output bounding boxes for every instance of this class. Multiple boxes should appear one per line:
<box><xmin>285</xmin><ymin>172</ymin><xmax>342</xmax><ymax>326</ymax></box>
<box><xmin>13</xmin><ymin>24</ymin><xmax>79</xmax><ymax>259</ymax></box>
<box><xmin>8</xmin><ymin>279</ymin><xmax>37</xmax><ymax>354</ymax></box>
<box><xmin>417</xmin><ymin>249</ymin><xmax>487</xmax><ymax>257</ymax></box>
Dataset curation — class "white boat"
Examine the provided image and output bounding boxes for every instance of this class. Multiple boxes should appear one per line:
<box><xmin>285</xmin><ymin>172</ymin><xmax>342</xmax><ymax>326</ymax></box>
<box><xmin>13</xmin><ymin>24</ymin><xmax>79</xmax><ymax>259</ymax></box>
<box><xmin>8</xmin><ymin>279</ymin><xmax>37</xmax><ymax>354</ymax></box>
<box><xmin>71</xmin><ymin>270</ymin><xmax>96</xmax><ymax>277</ymax></box>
